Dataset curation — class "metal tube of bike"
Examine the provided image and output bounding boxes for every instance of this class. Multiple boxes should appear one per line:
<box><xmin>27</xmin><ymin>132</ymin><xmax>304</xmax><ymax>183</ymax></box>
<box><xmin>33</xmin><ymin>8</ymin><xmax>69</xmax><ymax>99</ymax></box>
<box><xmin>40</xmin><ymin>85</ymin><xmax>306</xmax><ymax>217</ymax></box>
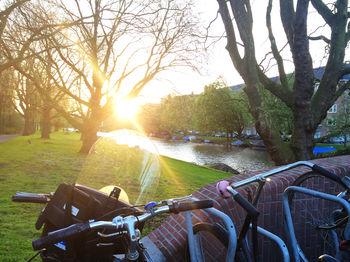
<box><xmin>283</xmin><ymin>186</ymin><xmax>350</xmax><ymax>262</ymax></box>
<box><xmin>232</xmin><ymin>161</ymin><xmax>314</xmax><ymax>189</ymax></box>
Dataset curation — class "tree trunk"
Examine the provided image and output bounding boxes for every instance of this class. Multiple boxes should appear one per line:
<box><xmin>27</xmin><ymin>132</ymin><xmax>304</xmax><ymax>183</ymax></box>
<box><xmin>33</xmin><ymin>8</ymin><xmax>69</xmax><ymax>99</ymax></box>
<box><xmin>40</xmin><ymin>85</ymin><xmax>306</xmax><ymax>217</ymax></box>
<box><xmin>290</xmin><ymin>109</ymin><xmax>314</xmax><ymax>159</ymax></box>
<box><xmin>79</xmin><ymin>118</ymin><xmax>99</xmax><ymax>154</ymax></box>
<box><xmin>22</xmin><ymin>109</ymin><xmax>34</xmax><ymax>136</ymax></box>
<box><xmin>344</xmin><ymin>134</ymin><xmax>347</xmax><ymax>148</ymax></box>
<box><xmin>0</xmin><ymin>94</ymin><xmax>4</xmax><ymax>134</ymax></box>
<box><xmin>40</xmin><ymin>106</ymin><xmax>51</xmax><ymax>139</ymax></box>
<box><xmin>244</xmin><ymin>81</ymin><xmax>295</xmax><ymax>165</ymax></box>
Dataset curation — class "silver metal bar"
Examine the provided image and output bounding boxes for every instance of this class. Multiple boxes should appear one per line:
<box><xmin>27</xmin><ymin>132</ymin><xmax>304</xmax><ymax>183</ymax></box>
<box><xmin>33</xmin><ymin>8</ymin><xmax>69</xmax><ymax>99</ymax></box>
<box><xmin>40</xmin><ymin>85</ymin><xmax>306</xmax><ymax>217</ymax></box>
<box><xmin>283</xmin><ymin>186</ymin><xmax>350</xmax><ymax>262</ymax></box>
<box><xmin>185</xmin><ymin>211</ymin><xmax>198</xmax><ymax>262</ymax></box>
<box><xmin>191</xmin><ymin>197</ymin><xmax>236</xmax><ymax>262</ymax></box>
<box><xmin>232</xmin><ymin>161</ymin><xmax>314</xmax><ymax>189</ymax></box>
<box><xmin>249</xmin><ymin>224</ymin><xmax>290</xmax><ymax>262</ymax></box>
<box><xmin>137</xmin><ymin>206</ymin><xmax>170</xmax><ymax>223</ymax></box>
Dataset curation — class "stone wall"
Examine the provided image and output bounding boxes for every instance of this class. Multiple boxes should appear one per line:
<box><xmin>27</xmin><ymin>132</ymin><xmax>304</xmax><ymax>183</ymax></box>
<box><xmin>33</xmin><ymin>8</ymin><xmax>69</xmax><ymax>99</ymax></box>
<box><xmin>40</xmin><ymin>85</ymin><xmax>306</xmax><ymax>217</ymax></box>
<box><xmin>146</xmin><ymin>155</ymin><xmax>350</xmax><ymax>261</ymax></box>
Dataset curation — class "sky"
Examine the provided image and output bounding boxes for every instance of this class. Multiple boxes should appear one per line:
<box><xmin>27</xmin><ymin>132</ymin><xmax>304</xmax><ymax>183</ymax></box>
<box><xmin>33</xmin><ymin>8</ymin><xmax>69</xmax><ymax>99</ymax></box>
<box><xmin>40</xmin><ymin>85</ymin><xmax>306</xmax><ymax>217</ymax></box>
<box><xmin>139</xmin><ymin>0</ymin><xmax>345</xmax><ymax>103</ymax></box>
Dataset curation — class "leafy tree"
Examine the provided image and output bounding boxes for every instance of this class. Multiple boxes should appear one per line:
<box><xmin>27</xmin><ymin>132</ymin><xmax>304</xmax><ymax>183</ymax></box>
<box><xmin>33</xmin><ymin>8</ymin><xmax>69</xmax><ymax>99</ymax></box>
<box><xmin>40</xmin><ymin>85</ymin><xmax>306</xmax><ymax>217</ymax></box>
<box><xmin>328</xmin><ymin>94</ymin><xmax>350</xmax><ymax>147</ymax></box>
<box><xmin>259</xmin><ymin>87</ymin><xmax>293</xmax><ymax>136</ymax></box>
<box><xmin>216</xmin><ymin>0</ymin><xmax>350</xmax><ymax>164</ymax></box>
<box><xmin>194</xmin><ymin>80</ymin><xmax>251</xmax><ymax>139</ymax></box>
<box><xmin>160</xmin><ymin>95</ymin><xmax>195</xmax><ymax>134</ymax></box>
<box><xmin>137</xmin><ymin>103</ymin><xmax>162</xmax><ymax>135</ymax></box>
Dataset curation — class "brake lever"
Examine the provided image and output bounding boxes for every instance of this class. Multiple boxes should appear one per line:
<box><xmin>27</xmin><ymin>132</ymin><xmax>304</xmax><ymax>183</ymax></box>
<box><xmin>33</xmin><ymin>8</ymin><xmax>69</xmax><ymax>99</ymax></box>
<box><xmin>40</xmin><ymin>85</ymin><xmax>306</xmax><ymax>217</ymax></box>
<box><xmin>162</xmin><ymin>194</ymin><xmax>193</xmax><ymax>205</ymax></box>
<box><xmin>97</xmin><ymin>230</ymin><xmax>128</xmax><ymax>238</ymax></box>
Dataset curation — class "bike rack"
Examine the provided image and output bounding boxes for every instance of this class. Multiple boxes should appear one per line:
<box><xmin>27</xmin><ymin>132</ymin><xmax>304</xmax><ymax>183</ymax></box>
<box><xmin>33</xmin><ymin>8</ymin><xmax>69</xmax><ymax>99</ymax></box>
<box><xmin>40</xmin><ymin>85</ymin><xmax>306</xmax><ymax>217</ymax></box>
<box><xmin>232</xmin><ymin>161</ymin><xmax>314</xmax><ymax>189</ymax></box>
<box><xmin>186</xmin><ymin>197</ymin><xmax>237</xmax><ymax>262</ymax></box>
<box><xmin>283</xmin><ymin>186</ymin><xmax>350</xmax><ymax>262</ymax></box>
<box><xmin>246</xmin><ymin>224</ymin><xmax>290</xmax><ymax>262</ymax></box>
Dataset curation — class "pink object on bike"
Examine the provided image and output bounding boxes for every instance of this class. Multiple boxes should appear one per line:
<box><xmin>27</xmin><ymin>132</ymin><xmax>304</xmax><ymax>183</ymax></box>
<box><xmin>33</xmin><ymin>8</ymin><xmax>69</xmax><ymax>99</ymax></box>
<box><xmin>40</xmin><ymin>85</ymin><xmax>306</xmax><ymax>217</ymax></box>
<box><xmin>216</xmin><ymin>180</ymin><xmax>231</xmax><ymax>198</ymax></box>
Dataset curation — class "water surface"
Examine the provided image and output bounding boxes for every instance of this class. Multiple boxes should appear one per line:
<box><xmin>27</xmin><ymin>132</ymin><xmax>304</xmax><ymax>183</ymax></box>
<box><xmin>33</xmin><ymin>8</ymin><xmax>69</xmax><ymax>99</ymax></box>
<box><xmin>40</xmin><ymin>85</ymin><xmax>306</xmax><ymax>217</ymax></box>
<box><xmin>152</xmin><ymin>140</ymin><xmax>274</xmax><ymax>173</ymax></box>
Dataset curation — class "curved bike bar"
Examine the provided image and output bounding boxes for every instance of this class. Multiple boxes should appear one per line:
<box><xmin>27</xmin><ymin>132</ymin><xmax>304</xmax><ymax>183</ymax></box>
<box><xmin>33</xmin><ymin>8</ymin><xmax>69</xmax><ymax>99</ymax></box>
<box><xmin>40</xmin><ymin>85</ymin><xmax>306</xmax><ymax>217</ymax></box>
<box><xmin>283</xmin><ymin>186</ymin><xmax>350</xmax><ymax>262</ymax></box>
<box><xmin>231</xmin><ymin>161</ymin><xmax>346</xmax><ymax>189</ymax></box>
<box><xmin>190</xmin><ymin>196</ymin><xmax>236</xmax><ymax>262</ymax></box>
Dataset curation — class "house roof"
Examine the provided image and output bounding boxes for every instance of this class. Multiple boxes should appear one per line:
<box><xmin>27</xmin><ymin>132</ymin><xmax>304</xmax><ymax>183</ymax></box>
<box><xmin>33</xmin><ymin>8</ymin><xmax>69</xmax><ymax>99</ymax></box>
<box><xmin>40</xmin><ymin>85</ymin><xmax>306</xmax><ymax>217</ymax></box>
<box><xmin>229</xmin><ymin>64</ymin><xmax>350</xmax><ymax>92</ymax></box>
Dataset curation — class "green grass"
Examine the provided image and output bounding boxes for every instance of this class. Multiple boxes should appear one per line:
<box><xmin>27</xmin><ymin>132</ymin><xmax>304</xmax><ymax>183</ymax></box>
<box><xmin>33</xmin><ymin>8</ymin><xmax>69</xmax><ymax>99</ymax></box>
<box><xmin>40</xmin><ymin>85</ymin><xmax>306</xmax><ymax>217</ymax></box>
<box><xmin>198</xmin><ymin>136</ymin><xmax>227</xmax><ymax>142</ymax></box>
<box><xmin>0</xmin><ymin>131</ymin><xmax>230</xmax><ymax>261</ymax></box>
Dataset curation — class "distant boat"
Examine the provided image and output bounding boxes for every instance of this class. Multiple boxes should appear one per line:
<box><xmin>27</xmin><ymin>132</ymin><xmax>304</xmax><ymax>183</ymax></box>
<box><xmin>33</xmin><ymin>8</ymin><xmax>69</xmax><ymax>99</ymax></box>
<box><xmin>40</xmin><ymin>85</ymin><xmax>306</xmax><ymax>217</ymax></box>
<box><xmin>231</xmin><ymin>140</ymin><xmax>247</xmax><ymax>147</ymax></box>
<box><xmin>189</xmin><ymin>136</ymin><xmax>202</xmax><ymax>143</ymax></box>
<box><xmin>249</xmin><ymin>140</ymin><xmax>266</xmax><ymax>149</ymax></box>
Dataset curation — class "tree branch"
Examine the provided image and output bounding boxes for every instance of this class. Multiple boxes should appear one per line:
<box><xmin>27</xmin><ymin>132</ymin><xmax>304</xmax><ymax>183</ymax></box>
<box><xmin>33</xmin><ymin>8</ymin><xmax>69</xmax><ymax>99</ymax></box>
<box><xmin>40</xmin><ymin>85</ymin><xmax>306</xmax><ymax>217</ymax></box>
<box><xmin>308</xmin><ymin>35</ymin><xmax>331</xmax><ymax>44</ymax></box>
<box><xmin>279</xmin><ymin>0</ymin><xmax>295</xmax><ymax>45</ymax></box>
<box><xmin>266</xmin><ymin>0</ymin><xmax>288</xmax><ymax>89</ymax></box>
<box><xmin>310</xmin><ymin>0</ymin><xmax>334</xmax><ymax>26</ymax></box>
<box><xmin>216</xmin><ymin>0</ymin><xmax>243</xmax><ymax>73</ymax></box>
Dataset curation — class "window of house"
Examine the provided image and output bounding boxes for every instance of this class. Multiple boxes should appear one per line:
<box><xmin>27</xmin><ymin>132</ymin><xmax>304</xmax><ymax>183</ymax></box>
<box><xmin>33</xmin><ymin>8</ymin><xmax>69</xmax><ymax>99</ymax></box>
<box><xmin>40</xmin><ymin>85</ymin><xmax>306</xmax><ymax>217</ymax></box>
<box><xmin>314</xmin><ymin>131</ymin><xmax>321</xmax><ymax>138</ymax></box>
<box><xmin>326</xmin><ymin>118</ymin><xmax>336</xmax><ymax>126</ymax></box>
<box><xmin>328</xmin><ymin>104</ymin><xmax>337</xmax><ymax>113</ymax></box>
<box><xmin>314</xmin><ymin>82</ymin><xmax>320</xmax><ymax>92</ymax></box>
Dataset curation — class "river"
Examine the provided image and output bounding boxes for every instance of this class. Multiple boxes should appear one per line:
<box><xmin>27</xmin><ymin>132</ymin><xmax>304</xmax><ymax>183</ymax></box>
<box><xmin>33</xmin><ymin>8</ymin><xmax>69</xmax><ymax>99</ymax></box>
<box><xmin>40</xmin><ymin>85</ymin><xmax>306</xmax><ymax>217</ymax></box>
<box><xmin>151</xmin><ymin>140</ymin><xmax>274</xmax><ymax>173</ymax></box>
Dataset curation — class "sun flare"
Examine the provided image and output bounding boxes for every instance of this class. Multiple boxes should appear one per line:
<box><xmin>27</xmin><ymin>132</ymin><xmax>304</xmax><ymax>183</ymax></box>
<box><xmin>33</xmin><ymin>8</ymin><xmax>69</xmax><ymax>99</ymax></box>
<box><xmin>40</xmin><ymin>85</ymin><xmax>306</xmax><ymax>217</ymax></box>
<box><xmin>114</xmin><ymin>99</ymin><xmax>140</xmax><ymax>120</ymax></box>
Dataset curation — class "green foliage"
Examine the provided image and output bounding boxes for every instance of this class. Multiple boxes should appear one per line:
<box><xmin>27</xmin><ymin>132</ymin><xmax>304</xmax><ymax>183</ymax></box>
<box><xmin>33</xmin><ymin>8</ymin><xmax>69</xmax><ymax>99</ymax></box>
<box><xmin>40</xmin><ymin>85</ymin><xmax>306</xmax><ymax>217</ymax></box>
<box><xmin>194</xmin><ymin>80</ymin><xmax>251</xmax><ymax>137</ymax></box>
<box><xmin>259</xmin><ymin>87</ymin><xmax>293</xmax><ymax>135</ymax></box>
<box><xmin>160</xmin><ymin>94</ymin><xmax>195</xmax><ymax>134</ymax></box>
<box><xmin>137</xmin><ymin>103</ymin><xmax>162</xmax><ymax>135</ymax></box>
<box><xmin>327</xmin><ymin>97</ymin><xmax>350</xmax><ymax>147</ymax></box>
<box><xmin>0</xmin><ymin>131</ymin><xmax>230</xmax><ymax>260</ymax></box>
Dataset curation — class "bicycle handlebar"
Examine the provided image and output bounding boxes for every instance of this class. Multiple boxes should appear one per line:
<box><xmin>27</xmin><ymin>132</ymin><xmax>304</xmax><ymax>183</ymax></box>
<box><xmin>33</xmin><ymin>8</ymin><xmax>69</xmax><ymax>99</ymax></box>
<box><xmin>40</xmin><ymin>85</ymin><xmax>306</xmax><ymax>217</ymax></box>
<box><xmin>169</xmin><ymin>200</ymin><xmax>213</xmax><ymax>214</ymax></box>
<box><xmin>226</xmin><ymin>187</ymin><xmax>259</xmax><ymax>217</ymax></box>
<box><xmin>32</xmin><ymin>199</ymin><xmax>213</xmax><ymax>251</ymax></box>
<box><xmin>311</xmin><ymin>164</ymin><xmax>348</xmax><ymax>188</ymax></box>
<box><xmin>33</xmin><ymin>223</ymin><xmax>91</xmax><ymax>250</ymax></box>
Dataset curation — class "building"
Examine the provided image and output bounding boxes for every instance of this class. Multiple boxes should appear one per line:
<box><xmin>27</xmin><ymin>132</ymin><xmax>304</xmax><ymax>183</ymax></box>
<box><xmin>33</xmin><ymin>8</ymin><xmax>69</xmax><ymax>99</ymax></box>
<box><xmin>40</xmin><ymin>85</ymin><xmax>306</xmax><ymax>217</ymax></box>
<box><xmin>229</xmin><ymin>65</ymin><xmax>350</xmax><ymax>139</ymax></box>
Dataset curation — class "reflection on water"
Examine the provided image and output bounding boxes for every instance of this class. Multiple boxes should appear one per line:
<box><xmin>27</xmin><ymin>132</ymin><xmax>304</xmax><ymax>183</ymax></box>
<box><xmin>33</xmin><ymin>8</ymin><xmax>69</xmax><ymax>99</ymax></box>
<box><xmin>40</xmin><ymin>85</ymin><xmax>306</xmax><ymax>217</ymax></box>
<box><xmin>152</xmin><ymin>140</ymin><xmax>274</xmax><ymax>173</ymax></box>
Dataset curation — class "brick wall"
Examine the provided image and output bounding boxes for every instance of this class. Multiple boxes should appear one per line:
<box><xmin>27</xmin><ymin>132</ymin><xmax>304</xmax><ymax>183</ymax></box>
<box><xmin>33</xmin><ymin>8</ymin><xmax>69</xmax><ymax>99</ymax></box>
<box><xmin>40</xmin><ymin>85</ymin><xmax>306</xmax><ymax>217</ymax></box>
<box><xmin>147</xmin><ymin>155</ymin><xmax>350</xmax><ymax>261</ymax></box>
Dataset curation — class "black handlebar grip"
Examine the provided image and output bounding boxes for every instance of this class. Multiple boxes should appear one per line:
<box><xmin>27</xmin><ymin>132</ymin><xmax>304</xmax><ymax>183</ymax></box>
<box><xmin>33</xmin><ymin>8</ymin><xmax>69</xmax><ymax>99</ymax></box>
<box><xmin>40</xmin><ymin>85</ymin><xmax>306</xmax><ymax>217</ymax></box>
<box><xmin>32</xmin><ymin>223</ymin><xmax>90</xmax><ymax>250</ymax></box>
<box><xmin>312</xmin><ymin>164</ymin><xmax>347</xmax><ymax>187</ymax></box>
<box><xmin>12</xmin><ymin>194</ymin><xmax>50</xmax><ymax>204</ymax></box>
<box><xmin>169</xmin><ymin>200</ymin><xmax>213</xmax><ymax>214</ymax></box>
<box><xmin>233</xmin><ymin>193</ymin><xmax>259</xmax><ymax>217</ymax></box>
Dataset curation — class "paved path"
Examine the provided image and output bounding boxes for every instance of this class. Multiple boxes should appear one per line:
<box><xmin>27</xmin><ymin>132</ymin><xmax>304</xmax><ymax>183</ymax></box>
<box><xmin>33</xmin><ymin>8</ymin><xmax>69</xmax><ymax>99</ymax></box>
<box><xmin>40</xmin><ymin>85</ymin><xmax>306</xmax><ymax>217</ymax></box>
<box><xmin>0</xmin><ymin>134</ymin><xmax>19</xmax><ymax>143</ymax></box>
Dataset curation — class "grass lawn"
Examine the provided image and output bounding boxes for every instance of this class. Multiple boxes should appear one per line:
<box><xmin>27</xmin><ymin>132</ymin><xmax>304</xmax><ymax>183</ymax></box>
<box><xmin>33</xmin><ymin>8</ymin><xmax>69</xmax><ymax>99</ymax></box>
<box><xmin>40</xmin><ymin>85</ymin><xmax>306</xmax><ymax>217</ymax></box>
<box><xmin>0</xmin><ymin>131</ymin><xmax>230</xmax><ymax>261</ymax></box>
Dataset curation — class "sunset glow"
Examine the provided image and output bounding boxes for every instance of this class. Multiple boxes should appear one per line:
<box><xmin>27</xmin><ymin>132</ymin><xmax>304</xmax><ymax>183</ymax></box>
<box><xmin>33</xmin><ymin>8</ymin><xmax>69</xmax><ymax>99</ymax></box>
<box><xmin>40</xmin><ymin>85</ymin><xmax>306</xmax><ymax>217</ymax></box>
<box><xmin>114</xmin><ymin>99</ymin><xmax>141</xmax><ymax>120</ymax></box>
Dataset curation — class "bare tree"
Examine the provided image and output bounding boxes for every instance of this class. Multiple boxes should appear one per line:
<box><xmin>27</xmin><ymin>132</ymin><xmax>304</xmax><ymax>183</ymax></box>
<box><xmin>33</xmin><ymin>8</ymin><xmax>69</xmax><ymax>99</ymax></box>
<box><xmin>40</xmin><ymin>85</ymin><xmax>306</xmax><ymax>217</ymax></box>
<box><xmin>26</xmin><ymin>0</ymin><xmax>203</xmax><ymax>153</ymax></box>
<box><xmin>217</xmin><ymin>0</ymin><xmax>350</xmax><ymax>164</ymax></box>
<box><xmin>11</xmin><ymin>66</ymin><xmax>40</xmax><ymax>135</ymax></box>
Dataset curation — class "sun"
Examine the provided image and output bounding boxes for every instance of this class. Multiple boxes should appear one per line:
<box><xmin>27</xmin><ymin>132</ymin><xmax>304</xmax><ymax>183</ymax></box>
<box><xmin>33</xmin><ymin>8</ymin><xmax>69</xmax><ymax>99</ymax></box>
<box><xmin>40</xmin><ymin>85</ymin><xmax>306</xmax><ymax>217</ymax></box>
<box><xmin>114</xmin><ymin>99</ymin><xmax>140</xmax><ymax>120</ymax></box>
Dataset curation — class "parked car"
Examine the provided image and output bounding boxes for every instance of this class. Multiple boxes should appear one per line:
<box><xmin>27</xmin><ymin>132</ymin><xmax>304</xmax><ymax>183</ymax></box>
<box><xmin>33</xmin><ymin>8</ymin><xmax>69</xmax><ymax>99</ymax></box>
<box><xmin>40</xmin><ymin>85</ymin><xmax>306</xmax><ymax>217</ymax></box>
<box><xmin>329</xmin><ymin>137</ymin><xmax>345</xmax><ymax>144</ymax></box>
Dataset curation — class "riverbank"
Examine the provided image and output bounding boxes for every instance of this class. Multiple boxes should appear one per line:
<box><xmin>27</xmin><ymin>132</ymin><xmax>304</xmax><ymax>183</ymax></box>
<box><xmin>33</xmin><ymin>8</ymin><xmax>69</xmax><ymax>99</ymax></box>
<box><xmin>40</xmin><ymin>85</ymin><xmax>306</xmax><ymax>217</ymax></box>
<box><xmin>150</xmin><ymin>139</ymin><xmax>274</xmax><ymax>173</ymax></box>
<box><xmin>0</xmin><ymin>131</ymin><xmax>231</xmax><ymax>260</ymax></box>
